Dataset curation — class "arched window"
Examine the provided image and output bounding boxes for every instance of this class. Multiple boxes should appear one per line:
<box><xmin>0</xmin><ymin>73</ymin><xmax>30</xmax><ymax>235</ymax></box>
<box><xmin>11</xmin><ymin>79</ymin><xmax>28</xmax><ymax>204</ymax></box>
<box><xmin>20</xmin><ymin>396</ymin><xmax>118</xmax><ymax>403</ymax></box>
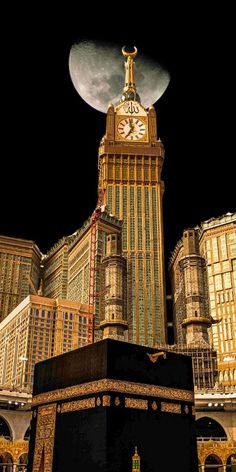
<box><xmin>196</xmin><ymin>417</ymin><xmax>227</xmax><ymax>441</ymax></box>
<box><xmin>0</xmin><ymin>416</ymin><xmax>12</xmax><ymax>440</ymax></box>
<box><xmin>205</xmin><ymin>454</ymin><xmax>223</xmax><ymax>471</ymax></box>
<box><xmin>226</xmin><ymin>454</ymin><xmax>236</xmax><ymax>471</ymax></box>
<box><xmin>0</xmin><ymin>452</ymin><xmax>13</xmax><ymax>472</ymax></box>
<box><xmin>18</xmin><ymin>453</ymin><xmax>28</xmax><ymax>472</ymax></box>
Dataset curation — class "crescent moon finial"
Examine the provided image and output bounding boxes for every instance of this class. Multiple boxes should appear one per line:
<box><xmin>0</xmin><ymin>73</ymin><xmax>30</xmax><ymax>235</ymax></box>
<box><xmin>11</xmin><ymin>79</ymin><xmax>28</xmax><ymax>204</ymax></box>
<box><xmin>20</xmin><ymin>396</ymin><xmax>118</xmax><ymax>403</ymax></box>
<box><xmin>122</xmin><ymin>46</ymin><xmax>138</xmax><ymax>59</ymax></box>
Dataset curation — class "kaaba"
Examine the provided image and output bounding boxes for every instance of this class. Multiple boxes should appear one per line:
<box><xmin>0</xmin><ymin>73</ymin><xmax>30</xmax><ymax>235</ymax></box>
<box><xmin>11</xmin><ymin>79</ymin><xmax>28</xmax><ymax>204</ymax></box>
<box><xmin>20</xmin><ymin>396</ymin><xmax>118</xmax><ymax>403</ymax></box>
<box><xmin>28</xmin><ymin>339</ymin><xmax>198</xmax><ymax>471</ymax></box>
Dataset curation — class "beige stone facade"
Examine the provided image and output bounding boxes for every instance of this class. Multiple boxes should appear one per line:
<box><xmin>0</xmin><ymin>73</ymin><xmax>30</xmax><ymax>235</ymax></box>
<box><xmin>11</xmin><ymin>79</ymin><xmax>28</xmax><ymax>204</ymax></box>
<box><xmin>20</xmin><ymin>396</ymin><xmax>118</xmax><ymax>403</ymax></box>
<box><xmin>195</xmin><ymin>395</ymin><xmax>236</xmax><ymax>470</ymax></box>
<box><xmin>43</xmin><ymin>212</ymin><xmax>122</xmax><ymax>340</ymax></box>
<box><xmin>170</xmin><ymin>212</ymin><xmax>236</xmax><ymax>389</ymax></box>
<box><xmin>0</xmin><ymin>295</ymin><xmax>93</xmax><ymax>392</ymax></box>
<box><xmin>98</xmin><ymin>104</ymin><xmax>166</xmax><ymax>347</ymax></box>
<box><xmin>0</xmin><ymin>236</ymin><xmax>42</xmax><ymax>323</ymax></box>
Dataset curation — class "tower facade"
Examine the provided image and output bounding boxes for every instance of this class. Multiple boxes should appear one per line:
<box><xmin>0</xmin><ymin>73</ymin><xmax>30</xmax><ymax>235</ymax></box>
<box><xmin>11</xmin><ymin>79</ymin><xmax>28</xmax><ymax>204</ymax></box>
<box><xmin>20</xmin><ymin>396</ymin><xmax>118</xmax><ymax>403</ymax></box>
<box><xmin>199</xmin><ymin>212</ymin><xmax>236</xmax><ymax>389</ymax></box>
<box><xmin>170</xmin><ymin>212</ymin><xmax>236</xmax><ymax>388</ymax></box>
<box><xmin>100</xmin><ymin>233</ymin><xmax>128</xmax><ymax>340</ymax></box>
<box><xmin>0</xmin><ymin>295</ymin><xmax>93</xmax><ymax>392</ymax></box>
<box><xmin>179</xmin><ymin>229</ymin><xmax>212</xmax><ymax>348</ymax></box>
<box><xmin>0</xmin><ymin>236</ymin><xmax>42</xmax><ymax>322</ymax></box>
<box><xmin>98</xmin><ymin>48</ymin><xmax>166</xmax><ymax>346</ymax></box>
<box><xmin>43</xmin><ymin>211</ymin><xmax>122</xmax><ymax>340</ymax></box>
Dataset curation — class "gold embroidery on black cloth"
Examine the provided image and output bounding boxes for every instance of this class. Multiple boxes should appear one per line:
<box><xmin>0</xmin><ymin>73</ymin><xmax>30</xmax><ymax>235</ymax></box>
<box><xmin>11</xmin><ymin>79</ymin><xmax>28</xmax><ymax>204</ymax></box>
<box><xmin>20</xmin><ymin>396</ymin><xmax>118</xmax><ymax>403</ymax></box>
<box><xmin>161</xmin><ymin>402</ymin><xmax>181</xmax><ymax>414</ymax></box>
<box><xmin>114</xmin><ymin>396</ymin><xmax>120</xmax><ymax>406</ymax></box>
<box><xmin>151</xmin><ymin>401</ymin><xmax>158</xmax><ymax>410</ymax></box>
<box><xmin>146</xmin><ymin>351</ymin><xmax>167</xmax><ymax>362</ymax></box>
<box><xmin>102</xmin><ymin>395</ymin><xmax>111</xmax><ymax>406</ymax></box>
<box><xmin>32</xmin><ymin>403</ymin><xmax>56</xmax><ymax>472</ymax></box>
<box><xmin>33</xmin><ymin>378</ymin><xmax>193</xmax><ymax>406</ymax></box>
<box><xmin>184</xmin><ymin>404</ymin><xmax>190</xmax><ymax>414</ymax></box>
<box><xmin>61</xmin><ymin>397</ymin><xmax>96</xmax><ymax>413</ymax></box>
<box><xmin>125</xmin><ymin>397</ymin><xmax>148</xmax><ymax>410</ymax></box>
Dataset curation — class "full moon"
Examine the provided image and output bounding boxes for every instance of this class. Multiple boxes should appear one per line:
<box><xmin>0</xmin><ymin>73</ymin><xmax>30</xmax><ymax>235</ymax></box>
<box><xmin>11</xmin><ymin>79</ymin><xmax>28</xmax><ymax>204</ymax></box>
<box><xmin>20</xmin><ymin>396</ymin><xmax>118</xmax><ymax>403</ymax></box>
<box><xmin>69</xmin><ymin>40</ymin><xmax>170</xmax><ymax>113</ymax></box>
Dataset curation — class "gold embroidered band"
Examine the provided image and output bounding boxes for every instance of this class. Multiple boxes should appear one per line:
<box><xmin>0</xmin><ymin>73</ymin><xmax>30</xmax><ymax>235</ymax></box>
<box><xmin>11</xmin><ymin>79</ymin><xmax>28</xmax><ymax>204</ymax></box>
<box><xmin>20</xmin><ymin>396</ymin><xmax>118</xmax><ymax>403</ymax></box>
<box><xmin>32</xmin><ymin>378</ymin><xmax>193</xmax><ymax>406</ymax></box>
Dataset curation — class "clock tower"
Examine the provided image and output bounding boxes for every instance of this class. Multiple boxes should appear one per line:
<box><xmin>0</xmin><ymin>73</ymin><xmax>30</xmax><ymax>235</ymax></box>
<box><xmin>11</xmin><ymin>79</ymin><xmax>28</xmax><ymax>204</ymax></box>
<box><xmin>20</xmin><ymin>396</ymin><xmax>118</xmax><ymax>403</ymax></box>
<box><xmin>98</xmin><ymin>47</ymin><xmax>166</xmax><ymax>346</ymax></box>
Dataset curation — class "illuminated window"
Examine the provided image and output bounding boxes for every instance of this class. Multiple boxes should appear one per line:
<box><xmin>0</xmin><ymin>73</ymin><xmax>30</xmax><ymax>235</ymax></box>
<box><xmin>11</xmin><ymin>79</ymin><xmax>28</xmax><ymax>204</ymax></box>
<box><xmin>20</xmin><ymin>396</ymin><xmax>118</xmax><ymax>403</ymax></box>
<box><xmin>115</xmin><ymin>186</ymin><xmax>120</xmax><ymax>218</ymax></box>
<box><xmin>223</xmin><ymin>272</ymin><xmax>232</xmax><ymax>289</ymax></box>
<box><xmin>115</xmin><ymin>163</ymin><xmax>120</xmax><ymax>180</ymax></box>
<box><xmin>207</xmin><ymin>266</ymin><xmax>212</xmax><ymax>276</ymax></box>
<box><xmin>222</xmin><ymin>260</ymin><xmax>230</xmax><ymax>271</ymax></box>
<box><xmin>220</xmin><ymin>234</ymin><xmax>228</xmax><ymax>259</ymax></box>
<box><xmin>130</xmin><ymin>187</ymin><xmax>135</xmax><ymax>250</ymax></box>
<box><xmin>212</xmin><ymin>238</ymin><xmax>219</xmax><ymax>262</ymax></box>
<box><xmin>213</xmin><ymin>263</ymin><xmax>221</xmax><ymax>274</ymax></box>
<box><xmin>145</xmin><ymin>188</ymin><xmax>150</xmax><ymax>250</ymax></box>
<box><xmin>107</xmin><ymin>186</ymin><xmax>113</xmax><ymax>213</ymax></box>
<box><xmin>228</xmin><ymin>232</ymin><xmax>236</xmax><ymax>257</ymax></box>
<box><xmin>129</xmin><ymin>164</ymin><xmax>134</xmax><ymax>180</ymax></box>
<box><xmin>215</xmin><ymin>274</ymin><xmax>222</xmax><ymax>291</ymax></box>
<box><xmin>137</xmin><ymin>188</ymin><xmax>142</xmax><ymax>250</ymax></box>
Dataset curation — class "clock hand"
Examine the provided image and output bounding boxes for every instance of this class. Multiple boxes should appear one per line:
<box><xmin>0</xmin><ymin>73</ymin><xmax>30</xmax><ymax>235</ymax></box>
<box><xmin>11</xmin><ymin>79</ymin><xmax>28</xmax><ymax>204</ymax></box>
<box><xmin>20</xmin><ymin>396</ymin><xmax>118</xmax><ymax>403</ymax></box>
<box><xmin>129</xmin><ymin>118</ymin><xmax>135</xmax><ymax>130</ymax></box>
<box><xmin>125</xmin><ymin>127</ymin><xmax>132</xmax><ymax>137</ymax></box>
<box><xmin>125</xmin><ymin>119</ymin><xmax>135</xmax><ymax>137</ymax></box>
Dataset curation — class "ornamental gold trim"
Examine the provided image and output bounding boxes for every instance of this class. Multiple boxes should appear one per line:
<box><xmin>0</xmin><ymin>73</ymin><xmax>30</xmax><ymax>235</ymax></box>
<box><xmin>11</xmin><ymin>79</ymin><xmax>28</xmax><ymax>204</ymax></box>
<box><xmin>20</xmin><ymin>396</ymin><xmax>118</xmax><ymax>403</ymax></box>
<box><xmin>114</xmin><ymin>396</ymin><xmax>120</xmax><ymax>406</ymax></box>
<box><xmin>32</xmin><ymin>378</ymin><xmax>193</xmax><ymax>406</ymax></box>
<box><xmin>61</xmin><ymin>397</ymin><xmax>95</xmax><ymax>413</ymax></box>
<box><xmin>102</xmin><ymin>395</ymin><xmax>111</xmax><ymax>406</ymax></box>
<box><xmin>96</xmin><ymin>397</ymin><xmax>101</xmax><ymax>406</ymax></box>
<box><xmin>115</xmin><ymin>115</ymin><xmax>149</xmax><ymax>143</ymax></box>
<box><xmin>125</xmin><ymin>397</ymin><xmax>148</xmax><ymax>410</ymax></box>
<box><xmin>198</xmin><ymin>439</ymin><xmax>236</xmax><ymax>465</ymax></box>
<box><xmin>184</xmin><ymin>405</ymin><xmax>190</xmax><ymax>414</ymax></box>
<box><xmin>147</xmin><ymin>351</ymin><xmax>166</xmax><ymax>363</ymax></box>
<box><xmin>0</xmin><ymin>439</ymin><xmax>28</xmax><ymax>464</ymax></box>
<box><xmin>161</xmin><ymin>402</ymin><xmax>181</xmax><ymax>414</ymax></box>
<box><xmin>32</xmin><ymin>403</ymin><xmax>57</xmax><ymax>472</ymax></box>
<box><xmin>151</xmin><ymin>401</ymin><xmax>158</xmax><ymax>410</ymax></box>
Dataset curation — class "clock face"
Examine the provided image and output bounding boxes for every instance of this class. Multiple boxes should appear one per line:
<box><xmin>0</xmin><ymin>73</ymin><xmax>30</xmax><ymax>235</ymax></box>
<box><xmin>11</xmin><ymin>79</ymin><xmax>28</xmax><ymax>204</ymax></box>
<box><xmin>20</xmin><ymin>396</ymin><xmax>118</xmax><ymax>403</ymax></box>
<box><xmin>117</xmin><ymin>117</ymin><xmax>146</xmax><ymax>141</ymax></box>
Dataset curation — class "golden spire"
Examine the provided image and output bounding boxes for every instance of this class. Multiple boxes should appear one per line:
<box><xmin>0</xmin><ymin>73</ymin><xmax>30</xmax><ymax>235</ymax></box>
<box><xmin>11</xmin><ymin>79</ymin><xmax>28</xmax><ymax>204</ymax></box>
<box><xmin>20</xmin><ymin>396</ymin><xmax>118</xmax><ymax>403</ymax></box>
<box><xmin>121</xmin><ymin>46</ymin><xmax>140</xmax><ymax>103</ymax></box>
<box><xmin>132</xmin><ymin>446</ymin><xmax>141</xmax><ymax>472</ymax></box>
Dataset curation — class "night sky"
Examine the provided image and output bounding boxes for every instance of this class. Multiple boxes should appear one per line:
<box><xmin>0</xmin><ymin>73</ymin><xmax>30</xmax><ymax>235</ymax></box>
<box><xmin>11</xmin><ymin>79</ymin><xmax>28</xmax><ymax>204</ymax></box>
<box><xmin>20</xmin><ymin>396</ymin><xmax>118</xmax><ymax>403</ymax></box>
<box><xmin>1</xmin><ymin>10</ymin><xmax>235</xmax><ymax>291</ymax></box>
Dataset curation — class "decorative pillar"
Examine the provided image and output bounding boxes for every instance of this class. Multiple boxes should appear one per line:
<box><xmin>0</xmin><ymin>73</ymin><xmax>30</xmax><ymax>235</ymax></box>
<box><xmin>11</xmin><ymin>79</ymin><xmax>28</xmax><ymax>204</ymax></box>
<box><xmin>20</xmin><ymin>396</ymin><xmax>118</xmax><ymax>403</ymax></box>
<box><xmin>100</xmin><ymin>233</ymin><xmax>128</xmax><ymax>340</ymax></box>
<box><xmin>180</xmin><ymin>229</ymin><xmax>212</xmax><ymax>348</ymax></box>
